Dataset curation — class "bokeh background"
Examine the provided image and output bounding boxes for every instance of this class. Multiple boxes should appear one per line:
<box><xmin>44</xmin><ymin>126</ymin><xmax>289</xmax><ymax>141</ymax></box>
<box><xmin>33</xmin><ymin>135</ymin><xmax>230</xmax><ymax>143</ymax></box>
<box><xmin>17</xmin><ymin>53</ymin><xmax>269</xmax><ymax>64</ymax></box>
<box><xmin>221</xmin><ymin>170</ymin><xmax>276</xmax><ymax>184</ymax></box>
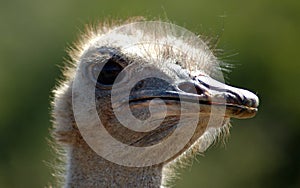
<box><xmin>1</xmin><ymin>0</ymin><xmax>299</xmax><ymax>187</ymax></box>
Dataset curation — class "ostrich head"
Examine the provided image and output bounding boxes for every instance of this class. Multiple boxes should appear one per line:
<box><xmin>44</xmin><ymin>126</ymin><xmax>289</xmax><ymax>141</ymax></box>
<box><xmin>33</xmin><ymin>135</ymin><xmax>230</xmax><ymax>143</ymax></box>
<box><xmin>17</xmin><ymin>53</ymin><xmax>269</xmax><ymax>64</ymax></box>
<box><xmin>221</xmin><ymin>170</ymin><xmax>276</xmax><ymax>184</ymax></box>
<box><xmin>52</xmin><ymin>20</ymin><xmax>259</xmax><ymax>187</ymax></box>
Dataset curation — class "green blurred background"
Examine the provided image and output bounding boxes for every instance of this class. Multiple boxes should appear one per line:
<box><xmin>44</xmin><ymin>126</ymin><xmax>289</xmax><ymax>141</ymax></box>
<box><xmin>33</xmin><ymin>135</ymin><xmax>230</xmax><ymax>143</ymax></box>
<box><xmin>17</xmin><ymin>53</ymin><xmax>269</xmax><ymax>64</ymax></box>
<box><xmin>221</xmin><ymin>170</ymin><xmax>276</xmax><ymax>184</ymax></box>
<box><xmin>0</xmin><ymin>0</ymin><xmax>299</xmax><ymax>187</ymax></box>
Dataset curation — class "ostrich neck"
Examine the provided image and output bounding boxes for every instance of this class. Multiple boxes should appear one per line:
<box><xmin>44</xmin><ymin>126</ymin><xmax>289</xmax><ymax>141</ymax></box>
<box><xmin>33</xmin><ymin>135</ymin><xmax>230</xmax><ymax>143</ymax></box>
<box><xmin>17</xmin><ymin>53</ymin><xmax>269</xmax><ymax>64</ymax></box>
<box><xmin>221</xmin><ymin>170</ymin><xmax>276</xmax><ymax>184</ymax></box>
<box><xmin>65</xmin><ymin>144</ymin><xmax>163</xmax><ymax>188</ymax></box>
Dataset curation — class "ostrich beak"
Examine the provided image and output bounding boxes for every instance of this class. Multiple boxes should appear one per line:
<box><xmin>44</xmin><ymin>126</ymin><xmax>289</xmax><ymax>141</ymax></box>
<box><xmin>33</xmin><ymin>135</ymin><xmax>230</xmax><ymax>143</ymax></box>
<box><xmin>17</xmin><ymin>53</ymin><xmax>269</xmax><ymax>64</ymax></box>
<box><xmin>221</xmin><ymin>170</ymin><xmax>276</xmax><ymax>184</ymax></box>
<box><xmin>177</xmin><ymin>74</ymin><xmax>259</xmax><ymax>119</ymax></box>
<box><xmin>128</xmin><ymin>74</ymin><xmax>259</xmax><ymax>119</ymax></box>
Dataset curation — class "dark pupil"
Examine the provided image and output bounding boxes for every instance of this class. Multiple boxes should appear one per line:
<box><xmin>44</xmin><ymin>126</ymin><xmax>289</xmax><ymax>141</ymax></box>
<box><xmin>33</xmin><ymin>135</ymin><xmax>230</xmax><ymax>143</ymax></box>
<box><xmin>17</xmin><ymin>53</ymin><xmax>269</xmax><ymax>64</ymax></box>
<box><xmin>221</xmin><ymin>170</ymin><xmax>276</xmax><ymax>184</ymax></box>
<box><xmin>97</xmin><ymin>59</ymin><xmax>123</xmax><ymax>85</ymax></box>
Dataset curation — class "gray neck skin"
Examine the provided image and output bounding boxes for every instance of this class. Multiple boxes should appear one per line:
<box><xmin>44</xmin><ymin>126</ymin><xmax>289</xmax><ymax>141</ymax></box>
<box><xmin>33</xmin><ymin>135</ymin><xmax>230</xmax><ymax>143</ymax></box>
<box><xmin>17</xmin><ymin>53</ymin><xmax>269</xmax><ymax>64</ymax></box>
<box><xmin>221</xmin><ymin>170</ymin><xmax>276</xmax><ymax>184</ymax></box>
<box><xmin>65</xmin><ymin>144</ymin><xmax>163</xmax><ymax>188</ymax></box>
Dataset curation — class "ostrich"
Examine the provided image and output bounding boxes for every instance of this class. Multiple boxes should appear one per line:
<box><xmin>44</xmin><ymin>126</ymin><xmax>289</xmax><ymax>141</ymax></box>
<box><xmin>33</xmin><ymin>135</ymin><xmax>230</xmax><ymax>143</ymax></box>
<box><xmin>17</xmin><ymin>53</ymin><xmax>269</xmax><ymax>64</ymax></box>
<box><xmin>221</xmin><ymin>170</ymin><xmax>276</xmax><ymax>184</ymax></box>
<box><xmin>52</xmin><ymin>18</ymin><xmax>259</xmax><ymax>188</ymax></box>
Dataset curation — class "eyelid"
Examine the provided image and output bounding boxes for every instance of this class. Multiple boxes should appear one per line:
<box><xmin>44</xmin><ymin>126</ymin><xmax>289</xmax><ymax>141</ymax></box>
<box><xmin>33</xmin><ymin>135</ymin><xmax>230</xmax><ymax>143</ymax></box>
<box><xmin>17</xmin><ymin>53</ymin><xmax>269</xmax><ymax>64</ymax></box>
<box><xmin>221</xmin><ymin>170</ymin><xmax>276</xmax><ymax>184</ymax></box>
<box><xmin>88</xmin><ymin>59</ymin><xmax>126</xmax><ymax>90</ymax></box>
<box><xmin>85</xmin><ymin>47</ymin><xmax>129</xmax><ymax>89</ymax></box>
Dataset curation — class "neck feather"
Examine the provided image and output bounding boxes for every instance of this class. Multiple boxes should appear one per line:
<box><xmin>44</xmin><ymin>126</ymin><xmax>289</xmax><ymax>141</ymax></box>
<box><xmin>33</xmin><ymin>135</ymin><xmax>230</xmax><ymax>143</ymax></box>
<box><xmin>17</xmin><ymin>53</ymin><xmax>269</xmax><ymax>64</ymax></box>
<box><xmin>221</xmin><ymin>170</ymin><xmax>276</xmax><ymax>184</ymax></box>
<box><xmin>65</xmin><ymin>144</ymin><xmax>163</xmax><ymax>188</ymax></box>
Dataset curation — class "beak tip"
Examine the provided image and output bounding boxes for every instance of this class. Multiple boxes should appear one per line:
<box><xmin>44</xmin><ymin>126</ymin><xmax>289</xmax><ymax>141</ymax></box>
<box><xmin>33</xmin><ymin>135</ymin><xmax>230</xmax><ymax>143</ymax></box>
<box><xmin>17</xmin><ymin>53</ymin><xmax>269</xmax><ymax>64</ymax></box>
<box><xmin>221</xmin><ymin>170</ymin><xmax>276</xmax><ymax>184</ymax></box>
<box><xmin>239</xmin><ymin>88</ymin><xmax>259</xmax><ymax>108</ymax></box>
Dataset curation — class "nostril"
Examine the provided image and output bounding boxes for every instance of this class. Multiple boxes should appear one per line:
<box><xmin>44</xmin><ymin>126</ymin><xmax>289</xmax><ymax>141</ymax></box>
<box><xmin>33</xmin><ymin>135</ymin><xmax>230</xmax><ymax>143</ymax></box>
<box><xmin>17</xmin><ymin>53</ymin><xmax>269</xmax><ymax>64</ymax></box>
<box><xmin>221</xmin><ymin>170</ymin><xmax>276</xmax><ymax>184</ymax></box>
<box><xmin>177</xmin><ymin>82</ymin><xmax>205</xmax><ymax>95</ymax></box>
<box><xmin>178</xmin><ymin>82</ymin><xmax>195</xmax><ymax>93</ymax></box>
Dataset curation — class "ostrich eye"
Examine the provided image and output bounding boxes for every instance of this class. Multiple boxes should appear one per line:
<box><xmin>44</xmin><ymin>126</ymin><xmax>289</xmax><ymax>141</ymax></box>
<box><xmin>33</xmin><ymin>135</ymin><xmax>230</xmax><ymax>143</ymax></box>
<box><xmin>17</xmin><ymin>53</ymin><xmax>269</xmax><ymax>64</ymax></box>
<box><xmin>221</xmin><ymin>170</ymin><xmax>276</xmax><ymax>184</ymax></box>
<box><xmin>97</xmin><ymin>59</ymin><xmax>124</xmax><ymax>86</ymax></box>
